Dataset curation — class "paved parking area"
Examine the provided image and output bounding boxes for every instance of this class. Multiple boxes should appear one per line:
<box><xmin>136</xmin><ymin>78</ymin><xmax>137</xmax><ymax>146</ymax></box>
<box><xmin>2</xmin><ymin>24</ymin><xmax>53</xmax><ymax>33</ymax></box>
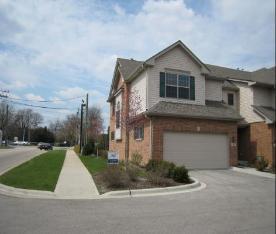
<box><xmin>0</xmin><ymin>170</ymin><xmax>274</xmax><ymax>234</ymax></box>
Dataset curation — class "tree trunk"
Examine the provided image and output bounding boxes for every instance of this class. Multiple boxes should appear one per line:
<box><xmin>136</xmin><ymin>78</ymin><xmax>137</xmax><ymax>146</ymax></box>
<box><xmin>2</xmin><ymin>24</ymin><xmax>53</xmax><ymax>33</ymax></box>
<box><xmin>125</xmin><ymin>129</ymin><xmax>130</xmax><ymax>162</ymax></box>
<box><xmin>28</xmin><ymin>128</ymin><xmax>31</xmax><ymax>142</ymax></box>
<box><xmin>22</xmin><ymin>128</ymin><xmax>25</xmax><ymax>141</ymax></box>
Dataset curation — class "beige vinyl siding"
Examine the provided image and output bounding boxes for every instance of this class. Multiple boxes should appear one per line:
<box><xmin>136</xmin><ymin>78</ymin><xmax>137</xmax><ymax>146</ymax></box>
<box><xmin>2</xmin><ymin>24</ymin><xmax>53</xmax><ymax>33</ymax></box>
<box><xmin>222</xmin><ymin>90</ymin><xmax>238</xmax><ymax>111</ymax></box>
<box><xmin>130</xmin><ymin>70</ymin><xmax>148</xmax><ymax>114</ymax></box>
<box><xmin>253</xmin><ymin>86</ymin><xmax>274</xmax><ymax>107</ymax></box>
<box><xmin>205</xmin><ymin>80</ymin><xmax>223</xmax><ymax>101</ymax></box>
<box><xmin>234</xmin><ymin>82</ymin><xmax>263</xmax><ymax>123</ymax></box>
<box><xmin>147</xmin><ymin>46</ymin><xmax>206</xmax><ymax>108</ymax></box>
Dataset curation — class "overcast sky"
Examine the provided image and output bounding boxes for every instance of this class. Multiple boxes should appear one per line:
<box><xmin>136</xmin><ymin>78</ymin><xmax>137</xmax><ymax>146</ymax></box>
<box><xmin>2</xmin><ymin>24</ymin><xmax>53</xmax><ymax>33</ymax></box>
<box><xmin>0</xmin><ymin>0</ymin><xmax>275</xmax><ymax>130</ymax></box>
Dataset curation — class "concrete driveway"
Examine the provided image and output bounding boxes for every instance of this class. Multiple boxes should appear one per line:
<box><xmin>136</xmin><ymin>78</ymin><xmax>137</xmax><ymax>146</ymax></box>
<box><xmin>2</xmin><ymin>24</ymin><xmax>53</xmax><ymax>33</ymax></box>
<box><xmin>0</xmin><ymin>169</ymin><xmax>274</xmax><ymax>234</ymax></box>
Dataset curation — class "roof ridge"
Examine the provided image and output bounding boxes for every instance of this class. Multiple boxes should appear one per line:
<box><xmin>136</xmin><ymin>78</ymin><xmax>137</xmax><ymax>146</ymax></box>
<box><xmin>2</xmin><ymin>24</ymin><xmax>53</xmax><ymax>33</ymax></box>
<box><xmin>117</xmin><ymin>57</ymin><xmax>144</xmax><ymax>62</ymax></box>
<box><xmin>206</xmin><ymin>63</ymin><xmax>251</xmax><ymax>73</ymax></box>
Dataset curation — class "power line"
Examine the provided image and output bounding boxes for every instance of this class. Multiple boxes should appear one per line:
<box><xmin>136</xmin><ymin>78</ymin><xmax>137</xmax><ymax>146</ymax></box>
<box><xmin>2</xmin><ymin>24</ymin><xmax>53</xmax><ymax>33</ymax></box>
<box><xmin>0</xmin><ymin>97</ymin><xmax>77</xmax><ymax>110</ymax></box>
<box><xmin>4</xmin><ymin>95</ymin><xmax>84</xmax><ymax>103</ymax></box>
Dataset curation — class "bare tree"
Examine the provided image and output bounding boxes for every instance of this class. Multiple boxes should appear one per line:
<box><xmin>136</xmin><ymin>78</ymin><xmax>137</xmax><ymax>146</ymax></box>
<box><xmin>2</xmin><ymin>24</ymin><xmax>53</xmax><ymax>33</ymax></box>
<box><xmin>87</xmin><ymin>106</ymin><xmax>104</xmax><ymax>142</ymax></box>
<box><xmin>30</xmin><ymin>112</ymin><xmax>43</xmax><ymax>128</ymax></box>
<box><xmin>14</xmin><ymin>109</ymin><xmax>43</xmax><ymax>141</ymax></box>
<box><xmin>14</xmin><ymin>109</ymin><xmax>28</xmax><ymax>141</ymax></box>
<box><xmin>0</xmin><ymin>101</ymin><xmax>14</xmax><ymax>143</ymax></box>
<box><xmin>63</xmin><ymin>114</ymin><xmax>79</xmax><ymax>144</ymax></box>
<box><xmin>49</xmin><ymin>119</ymin><xmax>64</xmax><ymax>142</ymax></box>
<box><xmin>120</xmin><ymin>88</ymin><xmax>143</xmax><ymax>162</ymax></box>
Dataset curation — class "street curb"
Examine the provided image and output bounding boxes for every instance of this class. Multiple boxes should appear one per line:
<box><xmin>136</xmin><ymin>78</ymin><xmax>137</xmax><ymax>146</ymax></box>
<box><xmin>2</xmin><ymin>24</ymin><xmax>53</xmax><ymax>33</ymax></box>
<box><xmin>231</xmin><ymin>167</ymin><xmax>275</xmax><ymax>179</ymax></box>
<box><xmin>0</xmin><ymin>177</ymin><xmax>205</xmax><ymax>200</ymax></box>
<box><xmin>0</xmin><ymin>183</ymin><xmax>57</xmax><ymax>199</ymax></box>
<box><xmin>100</xmin><ymin>177</ymin><xmax>206</xmax><ymax>198</ymax></box>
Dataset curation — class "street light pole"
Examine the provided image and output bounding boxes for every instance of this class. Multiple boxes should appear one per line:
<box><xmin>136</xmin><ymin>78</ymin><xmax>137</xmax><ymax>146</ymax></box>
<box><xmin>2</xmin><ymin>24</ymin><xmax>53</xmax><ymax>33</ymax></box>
<box><xmin>79</xmin><ymin>101</ymin><xmax>86</xmax><ymax>154</ymax></box>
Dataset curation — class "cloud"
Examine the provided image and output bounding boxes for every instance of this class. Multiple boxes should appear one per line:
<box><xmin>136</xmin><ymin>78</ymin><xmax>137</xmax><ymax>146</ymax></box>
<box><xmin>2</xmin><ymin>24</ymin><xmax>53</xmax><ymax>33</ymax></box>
<box><xmin>25</xmin><ymin>93</ymin><xmax>44</xmax><ymax>101</ymax></box>
<box><xmin>0</xmin><ymin>0</ymin><xmax>274</xmax><ymax>127</ymax></box>
<box><xmin>113</xmin><ymin>4</ymin><xmax>126</xmax><ymax>16</ymax></box>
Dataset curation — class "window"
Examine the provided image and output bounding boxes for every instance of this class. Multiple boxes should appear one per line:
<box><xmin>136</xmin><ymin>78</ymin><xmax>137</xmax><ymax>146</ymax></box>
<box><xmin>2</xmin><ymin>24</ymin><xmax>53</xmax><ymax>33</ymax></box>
<box><xmin>178</xmin><ymin>74</ymin><xmax>189</xmax><ymax>99</ymax></box>
<box><xmin>165</xmin><ymin>73</ymin><xmax>177</xmax><ymax>98</ymax></box>
<box><xmin>111</xmin><ymin>131</ymin><xmax>115</xmax><ymax>140</ymax></box>
<box><xmin>112</xmin><ymin>100</ymin><xmax>115</xmax><ymax>115</ymax></box>
<box><xmin>228</xmin><ymin>93</ymin><xmax>234</xmax><ymax>106</ymax></box>
<box><xmin>160</xmin><ymin>72</ymin><xmax>195</xmax><ymax>100</ymax></box>
<box><xmin>134</xmin><ymin>126</ymin><xmax>144</xmax><ymax>140</ymax></box>
<box><xmin>116</xmin><ymin>101</ymin><xmax>120</xmax><ymax>128</ymax></box>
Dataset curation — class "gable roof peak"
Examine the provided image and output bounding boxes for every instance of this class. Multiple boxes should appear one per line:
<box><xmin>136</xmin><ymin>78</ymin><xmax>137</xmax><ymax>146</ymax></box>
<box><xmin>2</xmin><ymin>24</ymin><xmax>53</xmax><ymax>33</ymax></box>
<box><xmin>145</xmin><ymin>40</ymin><xmax>210</xmax><ymax>73</ymax></box>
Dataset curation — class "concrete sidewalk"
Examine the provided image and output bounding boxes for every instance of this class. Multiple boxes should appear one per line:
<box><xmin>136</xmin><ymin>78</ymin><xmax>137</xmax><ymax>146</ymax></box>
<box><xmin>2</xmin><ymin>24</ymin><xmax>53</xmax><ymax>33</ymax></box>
<box><xmin>55</xmin><ymin>149</ymin><xmax>99</xmax><ymax>198</ymax></box>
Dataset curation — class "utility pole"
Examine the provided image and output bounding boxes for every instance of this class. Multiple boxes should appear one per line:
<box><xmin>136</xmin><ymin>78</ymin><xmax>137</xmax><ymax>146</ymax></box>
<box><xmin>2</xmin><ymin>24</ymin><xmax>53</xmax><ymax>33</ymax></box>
<box><xmin>79</xmin><ymin>100</ymin><xmax>86</xmax><ymax>154</ymax></box>
<box><xmin>85</xmin><ymin>93</ymin><xmax>88</xmax><ymax>144</ymax></box>
<box><xmin>76</xmin><ymin>108</ymin><xmax>79</xmax><ymax>145</ymax></box>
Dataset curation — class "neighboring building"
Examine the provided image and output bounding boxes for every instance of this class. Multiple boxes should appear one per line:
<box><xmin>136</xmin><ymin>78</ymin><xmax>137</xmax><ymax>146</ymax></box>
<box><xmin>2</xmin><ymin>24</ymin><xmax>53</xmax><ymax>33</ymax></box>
<box><xmin>107</xmin><ymin>40</ymin><xmax>275</xmax><ymax>169</ymax></box>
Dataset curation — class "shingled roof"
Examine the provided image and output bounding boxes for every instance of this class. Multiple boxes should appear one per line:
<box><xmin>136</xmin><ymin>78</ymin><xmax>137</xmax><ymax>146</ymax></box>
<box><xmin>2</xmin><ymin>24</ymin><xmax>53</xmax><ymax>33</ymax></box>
<box><xmin>146</xmin><ymin>101</ymin><xmax>242</xmax><ymax>121</ymax></box>
<box><xmin>117</xmin><ymin>58</ymin><xmax>143</xmax><ymax>80</ymax></box>
<box><xmin>222</xmin><ymin>80</ymin><xmax>239</xmax><ymax>91</ymax></box>
<box><xmin>206</xmin><ymin>64</ymin><xmax>251</xmax><ymax>81</ymax></box>
<box><xmin>206</xmin><ymin>64</ymin><xmax>275</xmax><ymax>86</ymax></box>
<box><xmin>116</xmin><ymin>57</ymin><xmax>275</xmax><ymax>86</ymax></box>
<box><xmin>252</xmin><ymin>105</ymin><xmax>275</xmax><ymax>123</ymax></box>
<box><xmin>251</xmin><ymin>67</ymin><xmax>275</xmax><ymax>86</ymax></box>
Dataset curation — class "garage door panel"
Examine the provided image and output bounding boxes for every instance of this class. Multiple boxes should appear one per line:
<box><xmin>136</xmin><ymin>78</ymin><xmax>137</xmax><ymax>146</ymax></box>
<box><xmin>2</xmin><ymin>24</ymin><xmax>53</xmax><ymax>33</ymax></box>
<box><xmin>163</xmin><ymin>132</ymin><xmax>229</xmax><ymax>169</ymax></box>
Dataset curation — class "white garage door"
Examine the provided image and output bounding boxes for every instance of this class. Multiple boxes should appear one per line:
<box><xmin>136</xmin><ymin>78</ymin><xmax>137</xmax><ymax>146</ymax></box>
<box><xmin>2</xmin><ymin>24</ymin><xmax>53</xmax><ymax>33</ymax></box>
<box><xmin>163</xmin><ymin>132</ymin><xmax>229</xmax><ymax>169</ymax></box>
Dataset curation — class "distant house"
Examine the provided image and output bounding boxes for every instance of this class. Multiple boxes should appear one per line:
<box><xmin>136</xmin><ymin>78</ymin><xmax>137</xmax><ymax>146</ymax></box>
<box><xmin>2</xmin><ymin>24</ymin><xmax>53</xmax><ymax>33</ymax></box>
<box><xmin>107</xmin><ymin>40</ymin><xmax>275</xmax><ymax>169</ymax></box>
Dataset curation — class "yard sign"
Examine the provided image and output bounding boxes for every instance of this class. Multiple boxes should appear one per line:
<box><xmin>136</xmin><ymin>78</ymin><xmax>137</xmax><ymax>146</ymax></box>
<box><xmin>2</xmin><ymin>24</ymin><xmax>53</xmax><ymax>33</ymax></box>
<box><xmin>108</xmin><ymin>151</ymin><xmax>119</xmax><ymax>164</ymax></box>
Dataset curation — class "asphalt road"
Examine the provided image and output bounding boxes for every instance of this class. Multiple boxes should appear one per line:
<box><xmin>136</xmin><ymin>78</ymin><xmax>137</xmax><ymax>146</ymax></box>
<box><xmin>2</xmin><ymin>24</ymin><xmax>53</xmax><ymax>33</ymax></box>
<box><xmin>0</xmin><ymin>146</ymin><xmax>42</xmax><ymax>174</ymax></box>
<box><xmin>0</xmin><ymin>170</ymin><xmax>274</xmax><ymax>234</ymax></box>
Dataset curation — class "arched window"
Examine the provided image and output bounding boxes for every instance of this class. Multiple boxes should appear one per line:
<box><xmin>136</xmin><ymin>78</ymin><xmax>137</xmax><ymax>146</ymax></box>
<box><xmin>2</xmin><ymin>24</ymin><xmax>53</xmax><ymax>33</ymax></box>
<box><xmin>116</xmin><ymin>101</ymin><xmax>121</xmax><ymax>128</ymax></box>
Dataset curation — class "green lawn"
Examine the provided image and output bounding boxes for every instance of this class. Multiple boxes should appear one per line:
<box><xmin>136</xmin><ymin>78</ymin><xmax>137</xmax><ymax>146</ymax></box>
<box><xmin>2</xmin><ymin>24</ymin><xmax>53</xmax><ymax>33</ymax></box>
<box><xmin>0</xmin><ymin>145</ymin><xmax>12</xmax><ymax>149</ymax></box>
<box><xmin>0</xmin><ymin>150</ymin><xmax>66</xmax><ymax>191</ymax></box>
<box><xmin>80</xmin><ymin>156</ymin><xmax>107</xmax><ymax>175</ymax></box>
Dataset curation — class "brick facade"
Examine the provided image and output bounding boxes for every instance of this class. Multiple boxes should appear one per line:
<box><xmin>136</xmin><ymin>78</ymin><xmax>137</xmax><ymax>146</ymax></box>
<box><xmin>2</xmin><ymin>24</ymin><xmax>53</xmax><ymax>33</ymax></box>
<box><xmin>109</xmin><ymin>71</ymin><xmax>152</xmax><ymax>163</ymax></box>
<box><xmin>249</xmin><ymin>122</ymin><xmax>274</xmax><ymax>165</ymax></box>
<box><xmin>151</xmin><ymin>117</ymin><xmax>238</xmax><ymax>166</ymax></box>
<box><xmin>109</xmin><ymin>74</ymin><xmax>127</xmax><ymax>161</ymax></box>
<box><xmin>109</xmin><ymin>68</ymin><xmax>239</xmax><ymax>167</ymax></box>
<box><xmin>238</xmin><ymin>122</ymin><xmax>274</xmax><ymax>166</ymax></box>
<box><xmin>128</xmin><ymin>118</ymin><xmax>151</xmax><ymax>164</ymax></box>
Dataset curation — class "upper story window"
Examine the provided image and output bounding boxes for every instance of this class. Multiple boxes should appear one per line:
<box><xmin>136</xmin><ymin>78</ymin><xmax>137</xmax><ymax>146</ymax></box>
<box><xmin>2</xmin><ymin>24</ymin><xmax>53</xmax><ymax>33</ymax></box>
<box><xmin>160</xmin><ymin>72</ymin><xmax>195</xmax><ymax>100</ymax></box>
<box><xmin>116</xmin><ymin>101</ymin><xmax>121</xmax><ymax>128</ymax></box>
<box><xmin>134</xmin><ymin>126</ymin><xmax>144</xmax><ymax>140</ymax></box>
<box><xmin>227</xmin><ymin>93</ymin><xmax>234</xmax><ymax>106</ymax></box>
<box><xmin>112</xmin><ymin>100</ymin><xmax>115</xmax><ymax>115</ymax></box>
<box><xmin>111</xmin><ymin>131</ymin><xmax>115</xmax><ymax>141</ymax></box>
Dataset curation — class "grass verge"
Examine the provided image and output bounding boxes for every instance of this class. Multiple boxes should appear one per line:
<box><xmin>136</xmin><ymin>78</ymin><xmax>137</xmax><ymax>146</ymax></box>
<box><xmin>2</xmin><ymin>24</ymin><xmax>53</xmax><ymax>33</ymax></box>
<box><xmin>80</xmin><ymin>156</ymin><xmax>107</xmax><ymax>194</ymax></box>
<box><xmin>79</xmin><ymin>156</ymin><xmax>107</xmax><ymax>175</ymax></box>
<box><xmin>0</xmin><ymin>150</ymin><xmax>66</xmax><ymax>191</ymax></box>
<box><xmin>0</xmin><ymin>145</ymin><xmax>12</xmax><ymax>149</ymax></box>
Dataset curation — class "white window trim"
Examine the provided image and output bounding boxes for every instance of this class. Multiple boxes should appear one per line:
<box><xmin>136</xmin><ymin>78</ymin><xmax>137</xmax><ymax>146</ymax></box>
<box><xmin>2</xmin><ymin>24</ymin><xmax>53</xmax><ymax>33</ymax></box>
<box><xmin>165</xmin><ymin>72</ymin><xmax>191</xmax><ymax>100</ymax></box>
<box><xmin>134</xmin><ymin>126</ymin><xmax>144</xmax><ymax>140</ymax></box>
<box><xmin>227</xmin><ymin>92</ymin><xmax>234</xmax><ymax>106</ymax></box>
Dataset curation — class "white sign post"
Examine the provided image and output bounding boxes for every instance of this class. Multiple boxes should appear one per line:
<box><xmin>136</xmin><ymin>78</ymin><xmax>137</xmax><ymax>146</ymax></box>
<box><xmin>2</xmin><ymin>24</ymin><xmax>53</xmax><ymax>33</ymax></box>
<box><xmin>108</xmin><ymin>151</ymin><xmax>119</xmax><ymax>164</ymax></box>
